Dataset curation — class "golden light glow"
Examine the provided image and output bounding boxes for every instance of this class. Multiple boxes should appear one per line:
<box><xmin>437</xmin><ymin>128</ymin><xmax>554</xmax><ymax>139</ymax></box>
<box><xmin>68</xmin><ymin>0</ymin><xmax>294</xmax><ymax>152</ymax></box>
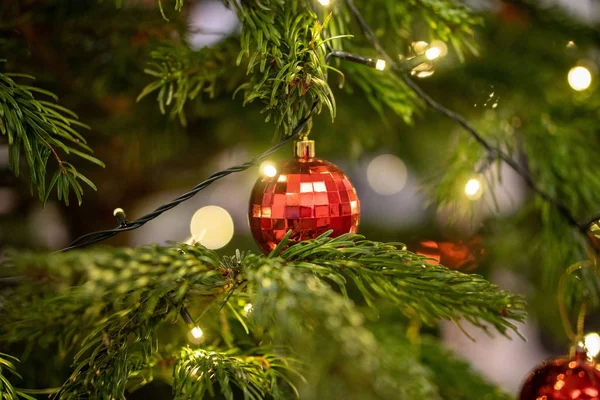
<box><xmin>585</xmin><ymin>333</ymin><xmax>600</xmax><ymax>358</ymax></box>
<box><xmin>375</xmin><ymin>59</ymin><xmax>386</xmax><ymax>71</ymax></box>
<box><xmin>318</xmin><ymin>0</ymin><xmax>330</xmax><ymax>5</ymax></box>
<box><xmin>430</xmin><ymin>40</ymin><xmax>448</xmax><ymax>57</ymax></box>
<box><xmin>261</xmin><ymin>162</ymin><xmax>278</xmax><ymax>178</ymax></box>
<box><xmin>191</xmin><ymin>326</ymin><xmax>203</xmax><ymax>339</ymax></box>
<box><xmin>190</xmin><ymin>206</ymin><xmax>234</xmax><ymax>249</ymax></box>
<box><xmin>244</xmin><ymin>303</ymin><xmax>253</xmax><ymax>314</ymax></box>
<box><xmin>464</xmin><ymin>177</ymin><xmax>483</xmax><ymax>200</ymax></box>
<box><xmin>425</xmin><ymin>47</ymin><xmax>441</xmax><ymax>61</ymax></box>
<box><xmin>568</xmin><ymin>66</ymin><xmax>592</xmax><ymax>91</ymax></box>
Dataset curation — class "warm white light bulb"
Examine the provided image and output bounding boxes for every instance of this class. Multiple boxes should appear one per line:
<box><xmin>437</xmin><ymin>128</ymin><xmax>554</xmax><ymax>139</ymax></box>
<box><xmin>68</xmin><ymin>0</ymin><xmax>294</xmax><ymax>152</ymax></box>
<box><xmin>464</xmin><ymin>178</ymin><xmax>483</xmax><ymax>200</ymax></box>
<box><xmin>425</xmin><ymin>47</ymin><xmax>441</xmax><ymax>61</ymax></box>
<box><xmin>260</xmin><ymin>161</ymin><xmax>277</xmax><ymax>178</ymax></box>
<box><xmin>318</xmin><ymin>0</ymin><xmax>331</xmax><ymax>5</ymax></box>
<box><xmin>244</xmin><ymin>303</ymin><xmax>253</xmax><ymax>314</ymax></box>
<box><xmin>191</xmin><ymin>326</ymin><xmax>203</xmax><ymax>339</ymax></box>
<box><xmin>190</xmin><ymin>206</ymin><xmax>234</xmax><ymax>249</ymax></box>
<box><xmin>585</xmin><ymin>333</ymin><xmax>600</xmax><ymax>358</ymax></box>
<box><xmin>568</xmin><ymin>66</ymin><xmax>592</xmax><ymax>91</ymax></box>
<box><xmin>375</xmin><ymin>59</ymin><xmax>386</xmax><ymax>71</ymax></box>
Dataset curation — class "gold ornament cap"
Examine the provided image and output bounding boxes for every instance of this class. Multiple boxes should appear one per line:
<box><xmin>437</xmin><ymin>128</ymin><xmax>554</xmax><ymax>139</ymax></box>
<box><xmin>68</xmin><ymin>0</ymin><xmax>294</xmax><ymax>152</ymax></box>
<box><xmin>294</xmin><ymin>137</ymin><xmax>315</xmax><ymax>159</ymax></box>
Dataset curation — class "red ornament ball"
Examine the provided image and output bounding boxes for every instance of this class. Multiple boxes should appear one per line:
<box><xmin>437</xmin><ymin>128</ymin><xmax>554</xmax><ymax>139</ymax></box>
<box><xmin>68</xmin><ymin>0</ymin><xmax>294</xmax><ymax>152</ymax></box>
<box><xmin>520</xmin><ymin>351</ymin><xmax>600</xmax><ymax>400</ymax></box>
<box><xmin>416</xmin><ymin>236</ymin><xmax>484</xmax><ymax>272</ymax></box>
<box><xmin>249</xmin><ymin>140</ymin><xmax>360</xmax><ymax>254</ymax></box>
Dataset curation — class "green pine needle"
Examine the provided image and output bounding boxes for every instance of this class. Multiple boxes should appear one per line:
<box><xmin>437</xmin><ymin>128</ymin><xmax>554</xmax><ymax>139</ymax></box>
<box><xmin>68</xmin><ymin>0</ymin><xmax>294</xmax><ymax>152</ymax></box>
<box><xmin>0</xmin><ymin>69</ymin><xmax>103</xmax><ymax>205</ymax></box>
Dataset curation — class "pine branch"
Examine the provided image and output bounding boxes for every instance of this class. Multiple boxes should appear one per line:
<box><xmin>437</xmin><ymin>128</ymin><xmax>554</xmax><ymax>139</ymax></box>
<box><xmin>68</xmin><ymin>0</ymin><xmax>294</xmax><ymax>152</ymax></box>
<box><xmin>0</xmin><ymin>67</ymin><xmax>104</xmax><ymax>205</ymax></box>
<box><xmin>228</xmin><ymin>3</ymin><xmax>336</xmax><ymax>136</ymax></box>
<box><xmin>138</xmin><ymin>38</ymin><xmax>243</xmax><ymax>126</ymax></box>
<box><xmin>173</xmin><ymin>347</ymin><xmax>298</xmax><ymax>400</ymax></box>
<box><xmin>0</xmin><ymin>353</ymin><xmax>35</xmax><ymax>400</ymax></box>
<box><xmin>240</xmin><ymin>255</ymin><xmax>425</xmax><ymax>398</ymax></box>
<box><xmin>1</xmin><ymin>235</ymin><xmax>524</xmax><ymax>398</ymax></box>
<box><xmin>276</xmin><ymin>232</ymin><xmax>526</xmax><ymax>335</ymax></box>
<box><xmin>1</xmin><ymin>244</ymin><xmax>229</xmax><ymax>399</ymax></box>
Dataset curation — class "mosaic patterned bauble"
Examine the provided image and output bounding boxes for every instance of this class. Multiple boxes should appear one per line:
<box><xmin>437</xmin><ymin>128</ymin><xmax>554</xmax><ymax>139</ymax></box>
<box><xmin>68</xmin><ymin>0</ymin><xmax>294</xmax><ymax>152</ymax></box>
<box><xmin>249</xmin><ymin>138</ymin><xmax>360</xmax><ymax>254</ymax></box>
<box><xmin>520</xmin><ymin>350</ymin><xmax>600</xmax><ymax>400</ymax></box>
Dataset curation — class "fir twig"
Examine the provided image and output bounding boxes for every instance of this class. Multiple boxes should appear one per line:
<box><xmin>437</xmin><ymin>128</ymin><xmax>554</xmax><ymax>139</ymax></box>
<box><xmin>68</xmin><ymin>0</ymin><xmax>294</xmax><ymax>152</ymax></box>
<box><xmin>0</xmin><ymin>353</ymin><xmax>36</xmax><ymax>400</ymax></box>
<box><xmin>173</xmin><ymin>348</ymin><xmax>298</xmax><ymax>400</ymax></box>
<box><xmin>0</xmin><ymin>67</ymin><xmax>104</xmax><ymax>205</ymax></box>
<box><xmin>276</xmin><ymin>231</ymin><xmax>526</xmax><ymax>335</ymax></box>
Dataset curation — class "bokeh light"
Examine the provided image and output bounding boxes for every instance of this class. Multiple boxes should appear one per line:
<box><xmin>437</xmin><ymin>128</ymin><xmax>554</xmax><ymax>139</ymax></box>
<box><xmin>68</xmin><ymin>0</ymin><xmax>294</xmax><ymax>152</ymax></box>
<box><xmin>430</xmin><ymin>40</ymin><xmax>448</xmax><ymax>57</ymax></box>
<box><xmin>464</xmin><ymin>177</ymin><xmax>483</xmax><ymax>200</ymax></box>
<box><xmin>584</xmin><ymin>333</ymin><xmax>600</xmax><ymax>358</ymax></box>
<box><xmin>244</xmin><ymin>303</ymin><xmax>253</xmax><ymax>314</ymax></box>
<box><xmin>568</xmin><ymin>66</ymin><xmax>592</xmax><ymax>91</ymax></box>
<box><xmin>318</xmin><ymin>0</ymin><xmax>330</xmax><ymax>5</ymax></box>
<box><xmin>375</xmin><ymin>59</ymin><xmax>386</xmax><ymax>71</ymax></box>
<box><xmin>366</xmin><ymin>154</ymin><xmax>408</xmax><ymax>195</ymax></box>
<box><xmin>425</xmin><ymin>47</ymin><xmax>441</xmax><ymax>60</ymax></box>
<box><xmin>190</xmin><ymin>206</ymin><xmax>234</xmax><ymax>249</ymax></box>
<box><xmin>260</xmin><ymin>161</ymin><xmax>277</xmax><ymax>178</ymax></box>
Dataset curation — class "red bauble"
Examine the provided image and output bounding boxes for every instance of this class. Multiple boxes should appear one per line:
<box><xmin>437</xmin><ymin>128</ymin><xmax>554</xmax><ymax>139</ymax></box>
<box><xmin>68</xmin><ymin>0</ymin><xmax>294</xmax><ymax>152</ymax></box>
<box><xmin>416</xmin><ymin>236</ymin><xmax>483</xmax><ymax>272</ymax></box>
<box><xmin>249</xmin><ymin>139</ymin><xmax>360</xmax><ymax>254</ymax></box>
<box><xmin>520</xmin><ymin>351</ymin><xmax>600</xmax><ymax>400</ymax></box>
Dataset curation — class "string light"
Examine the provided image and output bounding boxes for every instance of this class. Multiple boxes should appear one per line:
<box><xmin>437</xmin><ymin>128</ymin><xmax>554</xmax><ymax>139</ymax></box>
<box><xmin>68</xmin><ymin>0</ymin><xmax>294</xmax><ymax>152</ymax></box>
<box><xmin>584</xmin><ymin>333</ymin><xmax>600</xmax><ymax>358</ymax></box>
<box><xmin>190</xmin><ymin>326</ymin><xmax>204</xmax><ymax>339</ymax></box>
<box><xmin>244</xmin><ymin>303</ymin><xmax>253</xmax><ymax>314</ymax></box>
<box><xmin>260</xmin><ymin>161</ymin><xmax>277</xmax><ymax>178</ymax></box>
<box><xmin>318</xmin><ymin>0</ymin><xmax>331</xmax><ymax>5</ymax></box>
<box><xmin>425</xmin><ymin>47</ymin><xmax>441</xmax><ymax>61</ymax></box>
<box><xmin>375</xmin><ymin>59</ymin><xmax>386</xmax><ymax>71</ymax></box>
<box><xmin>464</xmin><ymin>176</ymin><xmax>483</xmax><ymax>200</ymax></box>
<box><xmin>568</xmin><ymin>66</ymin><xmax>592</xmax><ymax>91</ymax></box>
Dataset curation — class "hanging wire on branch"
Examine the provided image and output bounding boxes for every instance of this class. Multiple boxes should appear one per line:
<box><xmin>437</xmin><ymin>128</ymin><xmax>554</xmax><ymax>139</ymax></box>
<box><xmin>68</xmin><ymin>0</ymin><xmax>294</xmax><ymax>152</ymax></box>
<box><xmin>342</xmin><ymin>0</ymin><xmax>597</xmax><ymax>250</ymax></box>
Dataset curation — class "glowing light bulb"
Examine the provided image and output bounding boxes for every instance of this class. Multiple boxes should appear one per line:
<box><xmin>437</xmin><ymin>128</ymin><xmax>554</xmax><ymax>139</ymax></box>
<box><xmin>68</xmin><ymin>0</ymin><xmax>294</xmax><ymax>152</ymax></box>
<box><xmin>464</xmin><ymin>177</ymin><xmax>483</xmax><ymax>200</ymax></box>
<box><xmin>191</xmin><ymin>326</ymin><xmax>203</xmax><ymax>339</ymax></box>
<box><xmin>375</xmin><ymin>59</ymin><xmax>386</xmax><ymax>71</ymax></box>
<box><xmin>318</xmin><ymin>0</ymin><xmax>330</xmax><ymax>5</ymax></box>
<box><xmin>244</xmin><ymin>303</ymin><xmax>253</xmax><ymax>314</ymax></box>
<box><xmin>568</xmin><ymin>66</ymin><xmax>592</xmax><ymax>91</ymax></box>
<box><xmin>585</xmin><ymin>333</ymin><xmax>600</xmax><ymax>358</ymax></box>
<box><xmin>260</xmin><ymin>161</ymin><xmax>277</xmax><ymax>178</ymax></box>
<box><xmin>190</xmin><ymin>206</ymin><xmax>234</xmax><ymax>249</ymax></box>
<box><xmin>425</xmin><ymin>47</ymin><xmax>441</xmax><ymax>60</ymax></box>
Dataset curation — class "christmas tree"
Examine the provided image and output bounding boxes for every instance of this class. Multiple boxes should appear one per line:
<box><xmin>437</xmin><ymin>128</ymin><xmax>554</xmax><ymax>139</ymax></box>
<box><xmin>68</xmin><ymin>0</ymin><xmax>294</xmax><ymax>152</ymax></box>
<box><xmin>1</xmin><ymin>0</ymin><xmax>599</xmax><ymax>399</ymax></box>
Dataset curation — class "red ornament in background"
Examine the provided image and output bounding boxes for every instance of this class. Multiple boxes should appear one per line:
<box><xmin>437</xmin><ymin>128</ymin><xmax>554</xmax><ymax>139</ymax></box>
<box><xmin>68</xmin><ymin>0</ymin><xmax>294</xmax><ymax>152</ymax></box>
<box><xmin>520</xmin><ymin>350</ymin><xmax>600</xmax><ymax>400</ymax></box>
<box><xmin>249</xmin><ymin>138</ymin><xmax>360</xmax><ymax>254</ymax></box>
<box><xmin>416</xmin><ymin>235</ymin><xmax>483</xmax><ymax>272</ymax></box>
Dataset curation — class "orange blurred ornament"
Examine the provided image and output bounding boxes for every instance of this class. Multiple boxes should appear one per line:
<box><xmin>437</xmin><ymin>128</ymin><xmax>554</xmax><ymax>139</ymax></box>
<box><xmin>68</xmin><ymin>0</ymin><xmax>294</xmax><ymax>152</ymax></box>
<box><xmin>520</xmin><ymin>349</ymin><xmax>600</xmax><ymax>400</ymax></box>
<box><xmin>249</xmin><ymin>138</ymin><xmax>360</xmax><ymax>254</ymax></box>
<box><xmin>416</xmin><ymin>236</ymin><xmax>483</xmax><ymax>271</ymax></box>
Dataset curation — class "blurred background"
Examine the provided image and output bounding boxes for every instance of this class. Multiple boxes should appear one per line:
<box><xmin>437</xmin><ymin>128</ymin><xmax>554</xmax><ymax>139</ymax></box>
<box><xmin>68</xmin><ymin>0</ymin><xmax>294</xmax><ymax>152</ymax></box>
<box><xmin>1</xmin><ymin>0</ymin><xmax>600</xmax><ymax>395</ymax></box>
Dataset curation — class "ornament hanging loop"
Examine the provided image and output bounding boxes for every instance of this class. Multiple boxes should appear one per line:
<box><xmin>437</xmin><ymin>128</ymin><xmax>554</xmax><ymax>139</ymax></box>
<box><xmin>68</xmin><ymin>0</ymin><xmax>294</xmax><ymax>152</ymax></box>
<box><xmin>558</xmin><ymin>260</ymin><xmax>597</xmax><ymax>347</ymax></box>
